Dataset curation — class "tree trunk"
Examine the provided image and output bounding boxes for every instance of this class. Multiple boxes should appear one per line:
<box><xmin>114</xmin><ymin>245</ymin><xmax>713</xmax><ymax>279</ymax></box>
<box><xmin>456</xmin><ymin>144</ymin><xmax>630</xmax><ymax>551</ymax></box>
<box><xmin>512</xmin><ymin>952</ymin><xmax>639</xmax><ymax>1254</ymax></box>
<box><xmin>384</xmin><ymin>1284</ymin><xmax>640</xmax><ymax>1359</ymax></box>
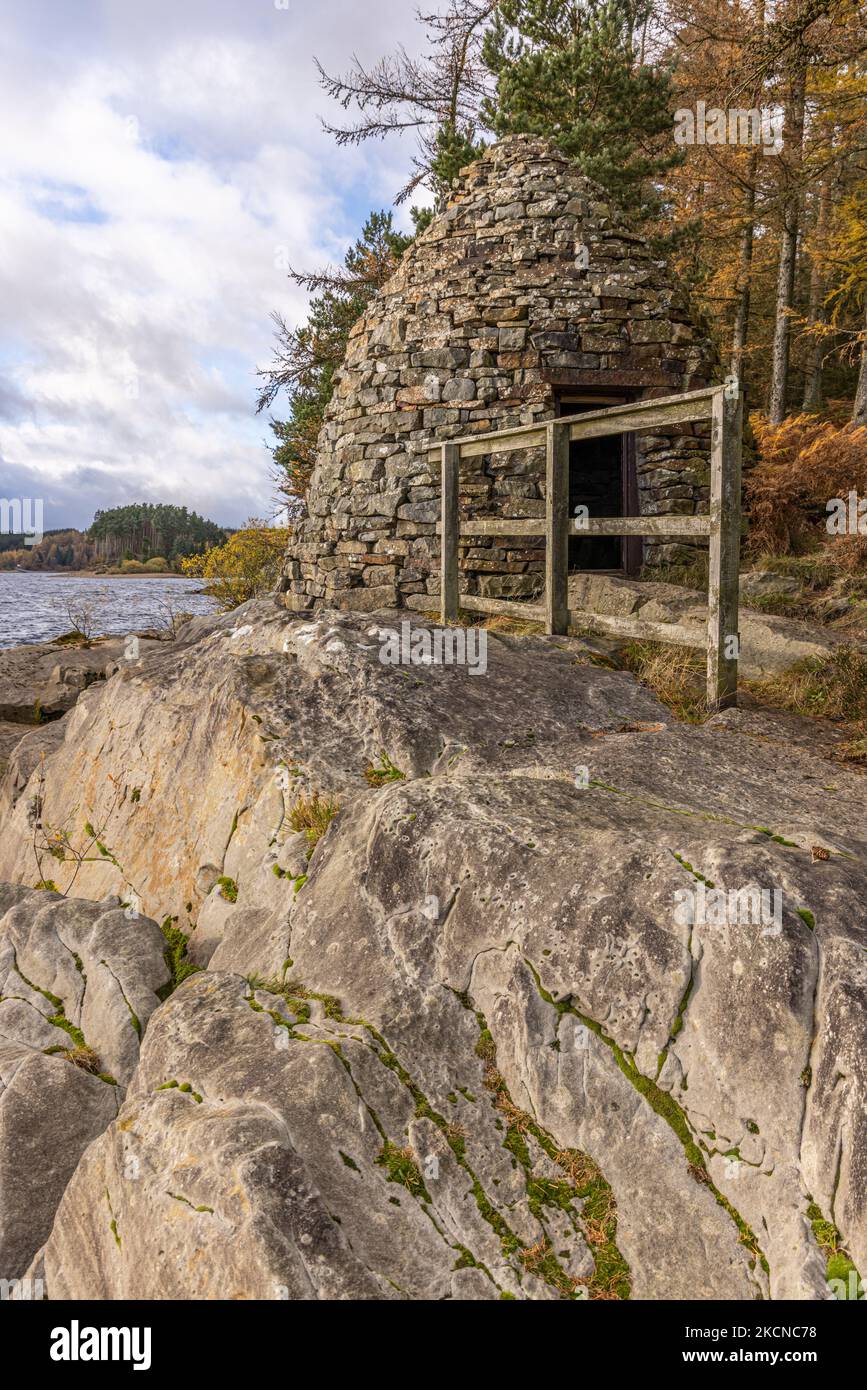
<box><xmin>768</xmin><ymin>60</ymin><xmax>806</xmax><ymax>425</ymax></box>
<box><xmin>729</xmin><ymin>153</ymin><xmax>758</xmax><ymax>385</ymax></box>
<box><xmin>729</xmin><ymin>0</ymin><xmax>766</xmax><ymax>391</ymax></box>
<box><xmin>801</xmin><ymin>173</ymin><xmax>833</xmax><ymax>412</ymax></box>
<box><xmin>854</xmin><ymin>306</ymin><xmax>867</xmax><ymax>427</ymax></box>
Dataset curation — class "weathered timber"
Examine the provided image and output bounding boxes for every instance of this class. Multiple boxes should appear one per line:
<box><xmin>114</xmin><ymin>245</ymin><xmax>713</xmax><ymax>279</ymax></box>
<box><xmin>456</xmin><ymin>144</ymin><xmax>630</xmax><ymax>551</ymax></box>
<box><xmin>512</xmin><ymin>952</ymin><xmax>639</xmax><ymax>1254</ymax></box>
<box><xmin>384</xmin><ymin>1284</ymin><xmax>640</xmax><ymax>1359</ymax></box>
<box><xmin>546</xmin><ymin>422</ymin><xmax>570</xmax><ymax>635</ymax></box>
<box><xmin>438</xmin><ymin>516</ymin><xmax>710</xmax><ymax>538</ymax></box>
<box><xmin>568</xmin><ymin>610</ymin><xmax>704</xmax><ymax>647</ymax></box>
<box><xmin>569</xmin><ymin>516</ymin><xmax>711</xmax><ymax>537</ymax></box>
<box><xmin>458</xmin><ymin>594</ymin><xmax>545</xmax><ymax>622</ymax></box>
<box><xmin>567</xmin><ymin>394</ymin><xmax>713</xmax><ymax>441</ymax></box>
<box><xmin>706</xmin><ymin>390</ymin><xmax>743</xmax><ymax>710</ymax></box>
<box><xmin>424</xmin><ymin>386</ymin><xmax>717</xmax><ymax>463</ymax></box>
<box><xmin>440</xmin><ymin>443</ymin><xmax>460</xmax><ymax>625</ymax></box>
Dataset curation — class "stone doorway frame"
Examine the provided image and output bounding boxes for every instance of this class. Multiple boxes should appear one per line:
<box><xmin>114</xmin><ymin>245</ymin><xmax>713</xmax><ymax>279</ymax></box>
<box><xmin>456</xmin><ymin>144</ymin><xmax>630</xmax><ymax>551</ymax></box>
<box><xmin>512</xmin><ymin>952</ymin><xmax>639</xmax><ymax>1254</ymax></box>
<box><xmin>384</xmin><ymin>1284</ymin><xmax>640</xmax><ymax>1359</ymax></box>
<box><xmin>555</xmin><ymin>389</ymin><xmax>641</xmax><ymax>578</ymax></box>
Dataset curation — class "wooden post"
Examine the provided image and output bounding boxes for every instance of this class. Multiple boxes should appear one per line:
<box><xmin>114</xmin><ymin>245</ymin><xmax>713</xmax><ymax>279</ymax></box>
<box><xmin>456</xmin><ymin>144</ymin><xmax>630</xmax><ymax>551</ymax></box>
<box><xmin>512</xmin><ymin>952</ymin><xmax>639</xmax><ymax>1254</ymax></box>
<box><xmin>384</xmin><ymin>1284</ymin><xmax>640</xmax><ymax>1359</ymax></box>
<box><xmin>440</xmin><ymin>442</ymin><xmax>460</xmax><ymax>624</ymax></box>
<box><xmin>707</xmin><ymin>387</ymin><xmax>743</xmax><ymax>711</ymax></box>
<box><xmin>545</xmin><ymin>421</ymin><xmax>570</xmax><ymax>635</ymax></box>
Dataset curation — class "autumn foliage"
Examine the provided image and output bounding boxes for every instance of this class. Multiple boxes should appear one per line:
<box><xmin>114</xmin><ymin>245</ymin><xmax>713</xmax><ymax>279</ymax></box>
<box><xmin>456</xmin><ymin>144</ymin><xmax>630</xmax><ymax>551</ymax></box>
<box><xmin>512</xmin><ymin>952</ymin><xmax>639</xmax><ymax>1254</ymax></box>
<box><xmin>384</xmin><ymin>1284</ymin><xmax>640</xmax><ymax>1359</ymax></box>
<box><xmin>181</xmin><ymin>521</ymin><xmax>290</xmax><ymax>610</ymax></box>
<box><xmin>745</xmin><ymin>414</ymin><xmax>867</xmax><ymax>559</ymax></box>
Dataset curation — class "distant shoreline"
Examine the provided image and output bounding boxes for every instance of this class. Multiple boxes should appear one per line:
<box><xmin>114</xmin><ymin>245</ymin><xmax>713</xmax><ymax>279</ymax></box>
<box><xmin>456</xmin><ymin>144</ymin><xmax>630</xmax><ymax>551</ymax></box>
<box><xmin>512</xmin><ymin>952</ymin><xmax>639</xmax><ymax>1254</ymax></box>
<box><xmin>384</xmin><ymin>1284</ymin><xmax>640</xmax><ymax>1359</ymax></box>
<box><xmin>0</xmin><ymin>570</ymin><xmax>199</xmax><ymax>579</ymax></box>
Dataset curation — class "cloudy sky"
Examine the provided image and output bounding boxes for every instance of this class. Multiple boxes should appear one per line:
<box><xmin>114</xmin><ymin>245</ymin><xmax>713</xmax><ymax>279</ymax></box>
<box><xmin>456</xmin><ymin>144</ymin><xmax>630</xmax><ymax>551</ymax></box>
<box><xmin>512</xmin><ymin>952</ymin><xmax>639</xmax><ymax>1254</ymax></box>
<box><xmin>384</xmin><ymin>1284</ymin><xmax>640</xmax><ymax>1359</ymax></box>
<box><xmin>0</xmin><ymin>0</ymin><xmax>427</xmax><ymax>531</ymax></box>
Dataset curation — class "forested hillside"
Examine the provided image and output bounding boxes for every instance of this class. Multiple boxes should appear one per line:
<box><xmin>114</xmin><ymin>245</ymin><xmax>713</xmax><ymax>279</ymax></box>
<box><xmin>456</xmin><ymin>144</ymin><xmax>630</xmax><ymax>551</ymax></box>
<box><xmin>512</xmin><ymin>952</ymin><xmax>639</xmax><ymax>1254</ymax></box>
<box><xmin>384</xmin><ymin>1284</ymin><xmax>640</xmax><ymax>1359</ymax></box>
<box><xmin>0</xmin><ymin>505</ymin><xmax>227</xmax><ymax>571</ymax></box>
<box><xmin>88</xmin><ymin>504</ymin><xmax>226</xmax><ymax>565</ymax></box>
<box><xmin>0</xmin><ymin>529</ymin><xmax>97</xmax><ymax>571</ymax></box>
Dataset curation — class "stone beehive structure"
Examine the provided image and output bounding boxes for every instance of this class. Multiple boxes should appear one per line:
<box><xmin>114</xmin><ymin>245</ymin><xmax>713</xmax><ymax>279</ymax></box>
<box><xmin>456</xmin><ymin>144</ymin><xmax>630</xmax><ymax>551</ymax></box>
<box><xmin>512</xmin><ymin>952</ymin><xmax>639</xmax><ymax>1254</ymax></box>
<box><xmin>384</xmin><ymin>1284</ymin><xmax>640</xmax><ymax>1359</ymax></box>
<box><xmin>283</xmin><ymin>135</ymin><xmax>717</xmax><ymax>614</ymax></box>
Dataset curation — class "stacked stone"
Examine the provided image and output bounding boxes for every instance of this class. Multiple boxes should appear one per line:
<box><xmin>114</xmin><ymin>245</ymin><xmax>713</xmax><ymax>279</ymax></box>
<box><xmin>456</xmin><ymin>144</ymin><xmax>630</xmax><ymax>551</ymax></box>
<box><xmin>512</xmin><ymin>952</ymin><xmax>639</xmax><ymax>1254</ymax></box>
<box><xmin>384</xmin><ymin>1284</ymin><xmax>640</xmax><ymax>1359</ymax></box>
<box><xmin>283</xmin><ymin>135</ymin><xmax>717</xmax><ymax>613</ymax></box>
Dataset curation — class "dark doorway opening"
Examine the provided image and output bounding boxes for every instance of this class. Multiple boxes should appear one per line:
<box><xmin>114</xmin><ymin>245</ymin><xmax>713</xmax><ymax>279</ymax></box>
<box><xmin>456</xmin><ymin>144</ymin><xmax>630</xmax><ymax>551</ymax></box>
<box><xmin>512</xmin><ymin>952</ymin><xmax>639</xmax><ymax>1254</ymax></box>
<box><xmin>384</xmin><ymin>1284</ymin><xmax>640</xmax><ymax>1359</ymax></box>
<box><xmin>556</xmin><ymin>393</ymin><xmax>641</xmax><ymax>577</ymax></box>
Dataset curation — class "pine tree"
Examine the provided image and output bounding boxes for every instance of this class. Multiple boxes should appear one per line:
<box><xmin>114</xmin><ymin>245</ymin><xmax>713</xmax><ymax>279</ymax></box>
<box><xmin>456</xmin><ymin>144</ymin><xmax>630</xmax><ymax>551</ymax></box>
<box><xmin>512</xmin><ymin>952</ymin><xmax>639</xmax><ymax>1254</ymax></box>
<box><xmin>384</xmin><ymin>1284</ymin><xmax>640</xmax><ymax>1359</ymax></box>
<box><xmin>316</xmin><ymin>2</ymin><xmax>496</xmax><ymax>207</ymax></box>
<box><xmin>481</xmin><ymin>0</ymin><xmax>683</xmax><ymax>218</ymax></box>
<box><xmin>258</xmin><ymin>212</ymin><xmax>417</xmax><ymax>510</ymax></box>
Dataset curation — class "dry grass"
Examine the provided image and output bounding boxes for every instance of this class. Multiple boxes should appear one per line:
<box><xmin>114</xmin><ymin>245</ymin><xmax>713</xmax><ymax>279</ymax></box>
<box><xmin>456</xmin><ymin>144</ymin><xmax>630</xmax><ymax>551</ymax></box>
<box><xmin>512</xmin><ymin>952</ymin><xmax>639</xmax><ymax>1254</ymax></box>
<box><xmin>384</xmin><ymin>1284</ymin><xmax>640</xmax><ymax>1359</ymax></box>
<box><xmin>61</xmin><ymin>1045</ymin><xmax>101</xmax><ymax>1074</ymax></box>
<box><xmin>641</xmin><ymin>557</ymin><xmax>709</xmax><ymax>590</ymax></box>
<box><xmin>581</xmin><ymin>1187</ymin><xmax>617</xmax><ymax>1249</ymax></box>
<box><xmin>288</xmin><ymin>792</ymin><xmax>340</xmax><ymax>856</ymax></box>
<box><xmin>833</xmin><ymin>732</ymin><xmax>867</xmax><ymax>765</ymax></box>
<box><xmin>494</xmin><ymin>1090</ymin><xmax>532</xmax><ymax>1134</ymax></box>
<box><xmin>620</xmin><ymin>641</ymin><xmax>708</xmax><ymax>723</ymax></box>
<box><xmin>481</xmin><ymin>614</ymin><xmax>544</xmax><ymax>636</ymax></box>
<box><xmin>554</xmin><ymin>1148</ymin><xmax>600</xmax><ymax>1191</ymax></box>
<box><xmin>746</xmin><ymin>647</ymin><xmax>867</xmax><ymax>724</ymax></box>
<box><xmin>483</xmin><ymin>1062</ymin><xmax>504</xmax><ymax>1093</ymax></box>
<box><xmin>414</xmin><ymin>608</ymin><xmax>544</xmax><ymax>636</ymax></box>
<box><xmin>519</xmin><ymin>1236</ymin><xmax>552</xmax><ymax>1272</ymax></box>
<box><xmin>746</xmin><ymin>647</ymin><xmax>867</xmax><ymax>765</ymax></box>
<box><xmin>746</xmin><ymin>551</ymin><xmax>867</xmax><ymax>632</ymax></box>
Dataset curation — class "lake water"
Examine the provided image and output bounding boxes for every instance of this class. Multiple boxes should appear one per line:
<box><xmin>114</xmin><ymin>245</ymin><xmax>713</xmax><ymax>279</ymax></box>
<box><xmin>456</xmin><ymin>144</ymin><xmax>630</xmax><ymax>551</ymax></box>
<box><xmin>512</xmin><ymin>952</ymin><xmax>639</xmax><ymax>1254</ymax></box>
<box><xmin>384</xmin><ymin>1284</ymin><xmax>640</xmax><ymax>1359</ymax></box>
<box><xmin>0</xmin><ymin>573</ymin><xmax>219</xmax><ymax>649</ymax></box>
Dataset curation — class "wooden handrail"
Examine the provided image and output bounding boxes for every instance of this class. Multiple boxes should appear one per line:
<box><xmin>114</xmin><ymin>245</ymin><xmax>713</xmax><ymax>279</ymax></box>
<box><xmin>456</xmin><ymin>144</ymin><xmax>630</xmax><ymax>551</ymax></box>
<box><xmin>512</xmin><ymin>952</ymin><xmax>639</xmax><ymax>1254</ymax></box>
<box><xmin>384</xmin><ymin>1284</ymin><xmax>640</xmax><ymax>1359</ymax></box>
<box><xmin>439</xmin><ymin>384</ymin><xmax>742</xmax><ymax>711</ymax></box>
<box><xmin>426</xmin><ymin>385</ymin><xmax>717</xmax><ymax>462</ymax></box>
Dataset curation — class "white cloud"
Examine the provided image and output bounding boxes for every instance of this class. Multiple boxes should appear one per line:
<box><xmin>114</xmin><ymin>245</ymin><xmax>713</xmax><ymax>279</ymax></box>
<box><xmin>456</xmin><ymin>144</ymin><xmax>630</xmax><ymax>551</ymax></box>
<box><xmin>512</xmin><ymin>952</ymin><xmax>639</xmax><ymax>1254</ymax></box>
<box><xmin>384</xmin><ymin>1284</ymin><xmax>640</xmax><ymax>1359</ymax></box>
<box><xmin>0</xmin><ymin>0</ymin><xmax>427</xmax><ymax>530</ymax></box>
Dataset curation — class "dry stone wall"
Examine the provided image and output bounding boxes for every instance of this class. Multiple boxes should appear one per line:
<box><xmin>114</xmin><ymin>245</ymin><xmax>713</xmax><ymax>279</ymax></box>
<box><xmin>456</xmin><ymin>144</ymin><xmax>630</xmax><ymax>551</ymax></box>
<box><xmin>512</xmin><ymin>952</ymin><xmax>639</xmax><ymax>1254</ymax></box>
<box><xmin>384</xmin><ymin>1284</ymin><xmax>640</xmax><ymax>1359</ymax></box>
<box><xmin>284</xmin><ymin>135</ymin><xmax>717</xmax><ymax>614</ymax></box>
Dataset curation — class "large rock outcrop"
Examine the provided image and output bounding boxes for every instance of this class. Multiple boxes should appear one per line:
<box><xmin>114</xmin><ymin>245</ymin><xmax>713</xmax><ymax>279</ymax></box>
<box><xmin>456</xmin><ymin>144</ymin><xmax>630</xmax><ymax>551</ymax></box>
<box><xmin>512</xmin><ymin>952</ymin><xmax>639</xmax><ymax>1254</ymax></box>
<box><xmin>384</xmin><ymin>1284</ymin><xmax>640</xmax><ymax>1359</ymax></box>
<box><xmin>0</xmin><ymin>886</ymin><xmax>169</xmax><ymax>1277</ymax></box>
<box><xmin>568</xmin><ymin>571</ymin><xmax>861</xmax><ymax>677</ymax></box>
<box><xmin>1</xmin><ymin>600</ymin><xmax>865</xmax><ymax>1299</ymax></box>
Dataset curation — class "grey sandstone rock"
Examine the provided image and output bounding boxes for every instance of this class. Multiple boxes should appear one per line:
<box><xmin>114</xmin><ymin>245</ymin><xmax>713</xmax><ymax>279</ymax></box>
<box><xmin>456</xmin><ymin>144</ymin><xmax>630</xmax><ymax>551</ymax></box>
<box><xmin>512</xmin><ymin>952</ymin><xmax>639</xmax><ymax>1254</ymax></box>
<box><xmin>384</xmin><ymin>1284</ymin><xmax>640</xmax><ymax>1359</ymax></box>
<box><xmin>0</xmin><ymin>887</ymin><xmax>170</xmax><ymax>1277</ymax></box>
<box><xmin>5</xmin><ymin>604</ymin><xmax>864</xmax><ymax>1300</ymax></box>
<box><xmin>568</xmin><ymin>570</ymin><xmax>860</xmax><ymax>677</ymax></box>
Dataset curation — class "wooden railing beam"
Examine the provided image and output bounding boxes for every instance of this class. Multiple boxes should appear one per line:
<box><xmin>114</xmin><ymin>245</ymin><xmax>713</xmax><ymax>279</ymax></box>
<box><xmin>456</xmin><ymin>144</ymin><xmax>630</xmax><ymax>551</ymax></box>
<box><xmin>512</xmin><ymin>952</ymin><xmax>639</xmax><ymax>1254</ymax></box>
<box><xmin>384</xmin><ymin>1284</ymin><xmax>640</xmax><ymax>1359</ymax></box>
<box><xmin>545</xmin><ymin>422</ymin><xmax>570</xmax><ymax>635</ymax></box>
<box><xmin>440</xmin><ymin>442</ymin><xmax>460</xmax><ymax>625</ymax></box>
<box><xmin>706</xmin><ymin>389</ymin><xmax>743</xmax><ymax>710</ymax></box>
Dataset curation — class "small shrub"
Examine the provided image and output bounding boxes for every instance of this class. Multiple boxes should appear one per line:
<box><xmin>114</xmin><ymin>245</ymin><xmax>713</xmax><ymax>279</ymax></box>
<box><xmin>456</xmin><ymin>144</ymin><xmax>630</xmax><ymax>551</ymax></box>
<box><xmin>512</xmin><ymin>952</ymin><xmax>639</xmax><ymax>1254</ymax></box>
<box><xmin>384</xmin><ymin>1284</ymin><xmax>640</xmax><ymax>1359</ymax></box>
<box><xmin>121</xmin><ymin>559</ymin><xmax>146</xmax><ymax>574</ymax></box>
<box><xmin>745</xmin><ymin>416</ymin><xmax>867</xmax><ymax>557</ymax></box>
<box><xmin>216</xmin><ymin>876</ymin><xmax>238</xmax><ymax>903</ymax></box>
<box><xmin>364</xmin><ymin>752</ymin><xmax>406</xmax><ymax>786</ymax></box>
<box><xmin>180</xmin><ymin>520</ymin><xmax>289</xmax><ymax>611</ymax></box>
<box><xmin>144</xmin><ymin>556</ymin><xmax>169</xmax><ymax>572</ymax></box>
<box><xmin>63</xmin><ymin>596</ymin><xmax>100</xmax><ymax>641</ymax></box>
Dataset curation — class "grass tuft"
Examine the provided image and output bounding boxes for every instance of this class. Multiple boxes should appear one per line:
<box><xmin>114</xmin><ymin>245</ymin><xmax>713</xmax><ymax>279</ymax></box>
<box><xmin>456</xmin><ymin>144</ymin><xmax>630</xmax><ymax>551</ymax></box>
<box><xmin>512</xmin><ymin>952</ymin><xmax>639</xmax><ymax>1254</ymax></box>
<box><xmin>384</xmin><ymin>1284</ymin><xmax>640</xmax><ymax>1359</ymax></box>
<box><xmin>59</xmin><ymin>1044</ymin><xmax>102</xmax><ymax>1074</ymax></box>
<box><xmin>288</xmin><ymin>792</ymin><xmax>340</xmax><ymax>856</ymax></box>
<box><xmin>621</xmin><ymin>641</ymin><xmax>707</xmax><ymax>723</ymax></box>
<box><xmin>364</xmin><ymin>753</ymin><xmax>406</xmax><ymax>787</ymax></box>
<box><xmin>747</xmin><ymin>647</ymin><xmax>867</xmax><ymax>724</ymax></box>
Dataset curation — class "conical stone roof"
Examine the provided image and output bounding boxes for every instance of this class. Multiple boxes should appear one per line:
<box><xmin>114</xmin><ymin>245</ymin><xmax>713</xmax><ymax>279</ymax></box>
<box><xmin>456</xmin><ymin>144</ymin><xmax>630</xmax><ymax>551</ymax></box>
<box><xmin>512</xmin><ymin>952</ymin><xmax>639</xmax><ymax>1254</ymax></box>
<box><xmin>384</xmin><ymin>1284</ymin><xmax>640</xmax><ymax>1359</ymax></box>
<box><xmin>284</xmin><ymin>135</ymin><xmax>716</xmax><ymax>612</ymax></box>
